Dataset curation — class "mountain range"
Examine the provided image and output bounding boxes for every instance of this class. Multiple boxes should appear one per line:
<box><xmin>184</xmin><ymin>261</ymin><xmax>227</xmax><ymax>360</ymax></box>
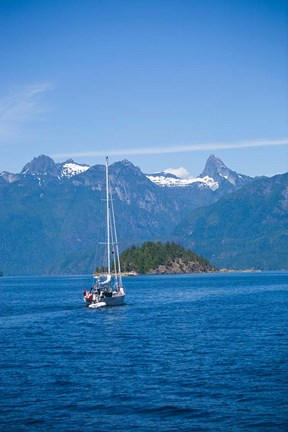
<box><xmin>0</xmin><ymin>154</ymin><xmax>286</xmax><ymax>275</ymax></box>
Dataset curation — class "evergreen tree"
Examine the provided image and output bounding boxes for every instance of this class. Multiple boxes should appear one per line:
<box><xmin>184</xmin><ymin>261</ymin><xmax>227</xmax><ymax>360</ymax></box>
<box><xmin>120</xmin><ymin>241</ymin><xmax>216</xmax><ymax>274</ymax></box>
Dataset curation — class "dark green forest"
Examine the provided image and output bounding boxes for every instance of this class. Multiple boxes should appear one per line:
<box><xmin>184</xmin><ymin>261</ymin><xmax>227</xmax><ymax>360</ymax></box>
<box><xmin>120</xmin><ymin>241</ymin><xmax>215</xmax><ymax>274</ymax></box>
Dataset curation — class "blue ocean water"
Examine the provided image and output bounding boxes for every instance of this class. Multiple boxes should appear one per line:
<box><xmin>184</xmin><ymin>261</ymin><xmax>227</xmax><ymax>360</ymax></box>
<box><xmin>0</xmin><ymin>272</ymin><xmax>287</xmax><ymax>431</ymax></box>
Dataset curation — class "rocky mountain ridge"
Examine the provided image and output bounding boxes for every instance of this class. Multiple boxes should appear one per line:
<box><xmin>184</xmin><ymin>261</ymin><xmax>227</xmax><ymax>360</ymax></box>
<box><xmin>0</xmin><ymin>154</ymin><xmax>285</xmax><ymax>275</ymax></box>
<box><xmin>2</xmin><ymin>155</ymin><xmax>90</xmax><ymax>182</ymax></box>
<box><xmin>2</xmin><ymin>153</ymin><xmax>252</xmax><ymax>191</ymax></box>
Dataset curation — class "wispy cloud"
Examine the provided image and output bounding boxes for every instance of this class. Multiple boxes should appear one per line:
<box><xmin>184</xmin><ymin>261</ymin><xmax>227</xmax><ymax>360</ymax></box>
<box><xmin>0</xmin><ymin>83</ymin><xmax>53</xmax><ymax>140</ymax></box>
<box><xmin>53</xmin><ymin>138</ymin><xmax>288</xmax><ymax>159</ymax></box>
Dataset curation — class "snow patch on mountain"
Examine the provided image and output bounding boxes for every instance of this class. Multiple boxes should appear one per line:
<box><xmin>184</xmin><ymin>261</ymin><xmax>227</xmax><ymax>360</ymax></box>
<box><xmin>146</xmin><ymin>174</ymin><xmax>219</xmax><ymax>190</ymax></box>
<box><xmin>146</xmin><ymin>154</ymin><xmax>252</xmax><ymax>191</ymax></box>
<box><xmin>60</xmin><ymin>162</ymin><xmax>90</xmax><ymax>178</ymax></box>
<box><xmin>0</xmin><ymin>172</ymin><xmax>19</xmax><ymax>183</ymax></box>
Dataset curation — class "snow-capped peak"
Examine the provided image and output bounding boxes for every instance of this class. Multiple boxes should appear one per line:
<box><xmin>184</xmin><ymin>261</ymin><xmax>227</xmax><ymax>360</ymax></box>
<box><xmin>146</xmin><ymin>154</ymin><xmax>252</xmax><ymax>191</ymax></box>
<box><xmin>200</xmin><ymin>154</ymin><xmax>252</xmax><ymax>187</ymax></box>
<box><xmin>60</xmin><ymin>162</ymin><xmax>90</xmax><ymax>178</ymax></box>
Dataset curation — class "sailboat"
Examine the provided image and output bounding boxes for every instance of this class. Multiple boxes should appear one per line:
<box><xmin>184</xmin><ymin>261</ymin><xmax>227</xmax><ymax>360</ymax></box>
<box><xmin>83</xmin><ymin>157</ymin><xmax>126</xmax><ymax>308</ymax></box>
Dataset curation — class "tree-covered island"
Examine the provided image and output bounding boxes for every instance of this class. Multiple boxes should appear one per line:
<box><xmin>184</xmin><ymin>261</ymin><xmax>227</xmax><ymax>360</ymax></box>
<box><xmin>120</xmin><ymin>241</ymin><xmax>217</xmax><ymax>274</ymax></box>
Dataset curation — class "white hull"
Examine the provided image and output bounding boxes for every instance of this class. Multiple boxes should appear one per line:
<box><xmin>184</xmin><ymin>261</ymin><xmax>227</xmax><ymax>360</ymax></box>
<box><xmin>88</xmin><ymin>301</ymin><xmax>107</xmax><ymax>308</ymax></box>
<box><xmin>103</xmin><ymin>292</ymin><xmax>125</xmax><ymax>306</ymax></box>
<box><xmin>84</xmin><ymin>289</ymin><xmax>125</xmax><ymax>307</ymax></box>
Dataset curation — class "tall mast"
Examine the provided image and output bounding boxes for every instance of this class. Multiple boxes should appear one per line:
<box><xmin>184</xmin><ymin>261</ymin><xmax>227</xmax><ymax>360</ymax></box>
<box><xmin>105</xmin><ymin>156</ymin><xmax>111</xmax><ymax>276</ymax></box>
<box><xmin>110</xmin><ymin>193</ymin><xmax>123</xmax><ymax>287</ymax></box>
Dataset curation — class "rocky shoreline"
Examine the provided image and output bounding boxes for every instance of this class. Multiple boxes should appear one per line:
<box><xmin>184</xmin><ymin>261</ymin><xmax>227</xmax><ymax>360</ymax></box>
<box><xmin>146</xmin><ymin>258</ymin><xmax>218</xmax><ymax>274</ymax></box>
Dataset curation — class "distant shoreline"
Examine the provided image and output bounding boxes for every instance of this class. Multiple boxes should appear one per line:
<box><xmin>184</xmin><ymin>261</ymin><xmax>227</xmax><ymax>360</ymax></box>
<box><xmin>122</xmin><ymin>268</ymin><xmax>262</xmax><ymax>276</ymax></box>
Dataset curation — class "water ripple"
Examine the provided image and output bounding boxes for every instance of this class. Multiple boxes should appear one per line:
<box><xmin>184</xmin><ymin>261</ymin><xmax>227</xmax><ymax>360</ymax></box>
<box><xmin>0</xmin><ymin>272</ymin><xmax>287</xmax><ymax>431</ymax></box>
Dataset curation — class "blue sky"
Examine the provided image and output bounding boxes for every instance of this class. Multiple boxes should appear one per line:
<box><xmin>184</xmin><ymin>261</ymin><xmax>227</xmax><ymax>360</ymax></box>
<box><xmin>0</xmin><ymin>0</ymin><xmax>287</xmax><ymax>177</ymax></box>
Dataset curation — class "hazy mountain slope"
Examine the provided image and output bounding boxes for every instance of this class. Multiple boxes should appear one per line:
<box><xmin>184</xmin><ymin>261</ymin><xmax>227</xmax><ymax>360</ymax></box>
<box><xmin>175</xmin><ymin>173</ymin><xmax>288</xmax><ymax>270</ymax></box>
<box><xmin>0</xmin><ymin>157</ymin><xmax>184</xmax><ymax>275</ymax></box>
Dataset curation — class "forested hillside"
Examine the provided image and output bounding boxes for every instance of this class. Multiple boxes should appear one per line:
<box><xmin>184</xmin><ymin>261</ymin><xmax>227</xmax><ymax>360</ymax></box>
<box><xmin>176</xmin><ymin>173</ymin><xmax>288</xmax><ymax>270</ymax></box>
<box><xmin>120</xmin><ymin>242</ymin><xmax>217</xmax><ymax>274</ymax></box>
